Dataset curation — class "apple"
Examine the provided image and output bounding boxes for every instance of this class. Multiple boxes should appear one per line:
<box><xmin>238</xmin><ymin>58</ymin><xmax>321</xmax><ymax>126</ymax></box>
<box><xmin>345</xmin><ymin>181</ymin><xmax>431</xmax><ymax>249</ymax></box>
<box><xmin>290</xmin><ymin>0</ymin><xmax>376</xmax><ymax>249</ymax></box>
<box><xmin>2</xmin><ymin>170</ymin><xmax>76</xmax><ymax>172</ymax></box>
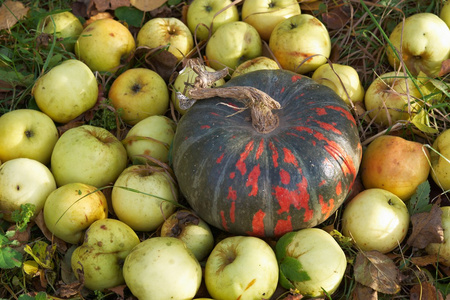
<box><xmin>205</xmin><ymin>236</ymin><xmax>279</xmax><ymax>300</ymax></box>
<box><xmin>311</xmin><ymin>62</ymin><xmax>365</xmax><ymax>105</ymax></box>
<box><xmin>241</xmin><ymin>0</ymin><xmax>301</xmax><ymax>41</ymax></box>
<box><xmin>71</xmin><ymin>218</ymin><xmax>140</xmax><ymax>291</ymax></box>
<box><xmin>43</xmin><ymin>182</ymin><xmax>108</xmax><ymax>244</ymax></box>
<box><xmin>440</xmin><ymin>1</ymin><xmax>450</xmax><ymax>28</ymax></box>
<box><xmin>231</xmin><ymin>56</ymin><xmax>280</xmax><ymax>78</ymax></box>
<box><xmin>0</xmin><ymin>158</ymin><xmax>56</xmax><ymax>222</ymax></box>
<box><xmin>123</xmin><ymin>237</ymin><xmax>202</xmax><ymax>300</ymax></box>
<box><xmin>32</xmin><ymin>59</ymin><xmax>98</xmax><ymax>124</ymax></box>
<box><xmin>160</xmin><ymin>209</ymin><xmax>214</xmax><ymax>262</ymax></box>
<box><xmin>364</xmin><ymin>71</ymin><xmax>424</xmax><ymax>127</ymax></box>
<box><xmin>275</xmin><ymin>228</ymin><xmax>347</xmax><ymax>297</ymax></box>
<box><xmin>205</xmin><ymin>21</ymin><xmax>263</xmax><ymax>72</ymax></box>
<box><xmin>360</xmin><ymin>135</ymin><xmax>430</xmax><ymax>201</ymax></box>
<box><xmin>171</xmin><ymin>64</ymin><xmax>225</xmax><ymax>114</ymax></box>
<box><xmin>137</xmin><ymin>17</ymin><xmax>194</xmax><ymax>62</ymax></box>
<box><xmin>75</xmin><ymin>18</ymin><xmax>135</xmax><ymax>72</ymax></box>
<box><xmin>0</xmin><ymin>109</ymin><xmax>58</xmax><ymax>165</ymax></box>
<box><xmin>425</xmin><ymin>206</ymin><xmax>450</xmax><ymax>266</ymax></box>
<box><xmin>341</xmin><ymin>188</ymin><xmax>410</xmax><ymax>254</ymax></box>
<box><xmin>123</xmin><ymin>115</ymin><xmax>176</xmax><ymax>165</ymax></box>
<box><xmin>42</xmin><ymin>11</ymin><xmax>83</xmax><ymax>52</ymax></box>
<box><xmin>430</xmin><ymin>128</ymin><xmax>450</xmax><ymax>191</ymax></box>
<box><xmin>187</xmin><ymin>0</ymin><xmax>239</xmax><ymax>41</ymax></box>
<box><xmin>269</xmin><ymin>14</ymin><xmax>331</xmax><ymax>74</ymax></box>
<box><xmin>109</xmin><ymin>68</ymin><xmax>170</xmax><ymax>125</ymax></box>
<box><xmin>386</xmin><ymin>12</ymin><xmax>450</xmax><ymax>78</ymax></box>
<box><xmin>111</xmin><ymin>164</ymin><xmax>178</xmax><ymax>232</ymax></box>
<box><xmin>51</xmin><ymin>125</ymin><xmax>127</xmax><ymax>188</ymax></box>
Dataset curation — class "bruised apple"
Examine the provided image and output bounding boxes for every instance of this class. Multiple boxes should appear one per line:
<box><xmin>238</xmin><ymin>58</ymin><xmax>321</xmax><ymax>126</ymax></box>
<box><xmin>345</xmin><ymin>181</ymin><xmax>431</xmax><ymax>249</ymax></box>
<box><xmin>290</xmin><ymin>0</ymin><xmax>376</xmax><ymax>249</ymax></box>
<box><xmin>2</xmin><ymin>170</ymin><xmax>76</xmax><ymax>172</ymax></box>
<box><xmin>231</xmin><ymin>56</ymin><xmax>280</xmax><ymax>78</ymax></box>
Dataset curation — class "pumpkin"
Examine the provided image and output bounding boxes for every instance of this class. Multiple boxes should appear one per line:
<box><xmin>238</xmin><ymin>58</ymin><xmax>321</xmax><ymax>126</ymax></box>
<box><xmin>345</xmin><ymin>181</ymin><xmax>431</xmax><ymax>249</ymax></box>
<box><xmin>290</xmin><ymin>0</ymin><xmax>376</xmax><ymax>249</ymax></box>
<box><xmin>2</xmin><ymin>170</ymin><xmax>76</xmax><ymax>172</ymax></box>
<box><xmin>171</xmin><ymin>67</ymin><xmax>362</xmax><ymax>238</ymax></box>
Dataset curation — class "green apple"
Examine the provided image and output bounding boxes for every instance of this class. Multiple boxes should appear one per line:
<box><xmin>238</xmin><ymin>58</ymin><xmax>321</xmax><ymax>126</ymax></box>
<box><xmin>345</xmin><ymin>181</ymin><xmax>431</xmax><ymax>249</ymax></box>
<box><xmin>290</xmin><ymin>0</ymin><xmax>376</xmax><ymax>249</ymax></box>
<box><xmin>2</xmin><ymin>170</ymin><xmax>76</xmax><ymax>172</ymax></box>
<box><xmin>276</xmin><ymin>228</ymin><xmax>347</xmax><ymax>297</ymax></box>
<box><xmin>440</xmin><ymin>1</ymin><xmax>450</xmax><ymax>28</ymax></box>
<box><xmin>123</xmin><ymin>237</ymin><xmax>202</xmax><ymax>300</ymax></box>
<box><xmin>111</xmin><ymin>165</ymin><xmax>178</xmax><ymax>232</ymax></box>
<box><xmin>43</xmin><ymin>182</ymin><xmax>108</xmax><ymax>244</ymax></box>
<box><xmin>42</xmin><ymin>11</ymin><xmax>83</xmax><ymax>52</ymax></box>
<box><xmin>430</xmin><ymin>128</ymin><xmax>450</xmax><ymax>191</ymax></box>
<box><xmin>32</xmin><ymin>59</ymin><xmax>98</xmax><ymax>124</ymax></box>
<box><xmin>171</xmin><ymin>64</ymin><xmax>225</xmax><ymax>114</ymax></box>
<box><xmin>109</xmin><ymin>68</ymin><xmax>170</xmax><ymax>125</ymax></box>
<box><xmin>426</xmin><ymin>206</ymin><xmax>450</xmax><ymax>266</ymax></box>
<box><xmin>0</xmin><ymin>109</ymin><xmax>58</xmax><ymax>165</ymax></box>
<box><xmin>51</xmin><ymin>125</ymin><xmax>127</xmax><ymax>188</ymax></box>
<box><xmin>269</xmin><ymin>14</ymin><xmax>331</xmax><ymax>74</ymax></box>
<box><xmin>231</xmin><ymin>56</ymin><xmax>280</xmax><ymax>78</ymax></box>
<box><xmin>242</xmin><ymin>0</ymin><xmax>301</xmax><ymax>41</ymax></box>
<box><xmin>311</xmin><ymin>63</ymin><xmax>365</xmax><ymax>105</ymax></box>
<box><xmin>360</xmin><ymin>135</ymin><xmax>430</xmax><ymax>201</ymax></box>
<box><xmin>187</xmin><ymin>0</ymin><xmax>239</xmax><ymax>41</ymax></box>
<box><xmin>75</xmin><ymin>18</ymin><xmax>135</xmax><ymax>72</ymax></box>
<box><xmin>160</xmin><ymin>209</ymin><xmax>214</xmax><ymax>262</ymax></box>
<box><xmin>341</xmin><ymin>188</ymin><xmax>410</xmax><ymax>254</ymax></box>
<box><xmin>71</xmin><ymin>218</ymin><xmax>140</xmax><ymax>291</ymax></box>
<box><xmin>364</xmin><ymin>71</ymin><xmax>424</xmax><ymax>127</ymax></box>
<box><xmin>205</xmin><ymin>236</ymin><xmax>279</xmax><ymax>300</ymax></box>
<box><xmin>137</xmin><ymin>17</ymin><xmax>194</xmax><ymax>62</ymax></box>
<box><xmin>123</xmin><ymin>115</ymin><xmax>176</xmax><ymax>165</ymax></box>
<box><xmin>386</xmin><ymin>12</ymin><xmax>450</xmax><ymax>78</ymax></box>
<box><xmin>205</xmin><ymin>21</ymin><xmax>263</xmax><ymax>72</ymax></box>
<box><xmin>0</xmin><ymin>158</ymin><xmax>56</xmax><ymax>222</ymax></box>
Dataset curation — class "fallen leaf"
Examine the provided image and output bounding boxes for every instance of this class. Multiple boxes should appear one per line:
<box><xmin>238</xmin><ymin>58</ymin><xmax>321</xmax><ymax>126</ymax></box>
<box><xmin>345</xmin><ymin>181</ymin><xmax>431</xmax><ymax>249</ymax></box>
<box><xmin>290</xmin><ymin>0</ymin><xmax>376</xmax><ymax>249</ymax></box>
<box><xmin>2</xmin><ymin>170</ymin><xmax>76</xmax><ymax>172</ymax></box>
<box><xmin>137</xmin><ymin>46</ymin><xmax>180</xmax><ymax>82</ymax></box>
<box><xmin>0</xmin><ymin>0</ymin><xmax>29</xmax><ymax>30</ymax></box>
<box><xmin>410</xmin><ymin>281</ymin><xmax>444</xmax><ymax>300</ymax></box>
<box><xmin>93</xmin><ymin>0</ymin><xmax>130</xmax><ymax>11</ymax></box>
<box><xmin>438</xmin><ymin>59</ymin><xmax>450</xmax><ymax>77</ymax></box>
<box><xmin>130</xmin><ymin>0</ymin><xmax>166</xmax><ymax>12</ymax></box>
<box><xmin>322</xmin><ymin>3</ymin><xmax>352</xmax><ymax>30</ymax></box>
<box><xmin>34</xmin><ymin>211</ymin><xmax>68</xmax><ymax>253</ymax></box>
<box><xmin>410</xmin><ymin>254</ymin><xmax>440</xmax><ymax>267</ymax></box>
<box><xmin>407</xmin><ymin>204</ymin><xmax>444</xmax><ymax>249</ymax></box>
<box><xmin>354</xmin><ymin>250</ymin><xmax>401</xmax><ymax>294</ymax></box>
<box><xmin>351</xmin><ymin>282</ymin><xmax>377</xmax><ymax>300</ymax></box>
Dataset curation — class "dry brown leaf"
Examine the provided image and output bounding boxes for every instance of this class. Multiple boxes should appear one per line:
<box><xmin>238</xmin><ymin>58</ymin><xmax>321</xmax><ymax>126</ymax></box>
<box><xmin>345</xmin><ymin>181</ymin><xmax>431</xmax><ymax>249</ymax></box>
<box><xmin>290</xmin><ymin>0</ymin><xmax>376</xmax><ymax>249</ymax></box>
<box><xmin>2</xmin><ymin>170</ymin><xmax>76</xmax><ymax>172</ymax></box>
<box><xmin>351</xmin><ymin>282</ymin><xmax>377</xmax><ymax>300</ymax></box>
<box><xmin>407</xmin><ymin>204</ymin><xmax>444</xmax><ymax>249</ymax></box>
<box><xmin>410</xmin><ymin>281</ymin><xmax>444</xmax><ymax>300</ymax></box>
<box><xmin>322</xmin><ymin>3</ymin><xmax>352</xmax><ymax>30</ymax></box>
<box><xmin>131</xmin><ymin>0</ymin><xmax>166</xmax><ymax>12</ymax></box>
<box><xmin>410</xmin><ymin>254</ymin><xmax>440</xmax><ymax>267</ymax></box>
<box><xmin>438</xmin><ymin>59</ymin><xmax>450</xmax><ymax>77</ymax></box>
<box><xmin>354</xmin><ymin>250</ymin><xmax>401</xmax><ymax>295</ymax></box>
<box><xmin>34</xmin><ymin>211</ymin><xmax>68</xmax><ymax>253</ymax></box>
<box><xmin>137</xmin><ymin>46</ymin><xmax>180</xmax><ymax>82</ymax></box>
<box><xmin>299</xmin><ymin>0</ymin><xmax>323</xmax><ymax>11</ymax></box>
<box><xmin>0</xmin><ymin>0</ymin><xmax>29</xmax><ymax>30</ymax></box>
<box><xmin>93</xmin><ymin>0</ymin><xmax>130</xmax><ymax>11</ymax></box>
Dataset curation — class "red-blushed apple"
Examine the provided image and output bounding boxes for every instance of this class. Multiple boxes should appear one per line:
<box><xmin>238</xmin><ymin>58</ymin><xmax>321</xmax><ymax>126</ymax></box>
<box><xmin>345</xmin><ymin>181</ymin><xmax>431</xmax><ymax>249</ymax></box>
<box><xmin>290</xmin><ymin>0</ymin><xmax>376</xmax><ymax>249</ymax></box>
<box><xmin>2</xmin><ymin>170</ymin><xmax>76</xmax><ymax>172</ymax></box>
<box><xmin>360</xmin><ymin>135</ymin><xmax>430</xmax><ymax>201</ymax></box>
<box><xmin>42</xmin><ymin>11</ymin><xmax>83</xmax><ymax>52</ymax></box>
<box><xmin>75</xmin><ymin>18</ymin><xmax>135</xmax><ymax>72</ymax></box>
<box><xmin>187</xmin><ymin>0</ymin><xmax>239</xmax><ymax>41</ymax></box>
<box><xmin>441</xmin><ymin>1</ymin><xmax>450</xmax><ymax>28</ymax></box>
<box><xmin>231</xmin><ymin>56</ymin><xmax>280</xmax><ymax>78</ymax></box>
<box><xmin>386</xmin><ymin>12</ymin><xmax>450</xmax><ymax>78</ymax></box>
<box><xmin>71</xmin><ymin>218</ymin><xmax>140</xmax><ymax>291</ymax></box>
<box><xmin>43</xmin><ymin>182</ymin><xmax>108</xmax><ymax>244</ymax></box>
<box><xmin>32</xmin><ymin>59</ymin><xmax>98</xmax><ymax>124</ymax></box>
<box><xmin>276</xmin><ymin>228</ymin><xmax>347</xmax><ymax>297</ymax></box>
<box><xmin>109</xmin><ymin>68</ymin><xmax>170</xmax><ymax>125</ymax></box>
<box><xmin>426</xmin><ymin>206</ymin><xmax>450</xmax><ymax>266</ymax></box>
<box><xmin>241</xmin><ymin>0</ymin><xmax>301</xmax><ymax>41</ymax></box>
<box><xmin>50</xmin><ymin>125</ymin><xmax>127</xmax><ymax>188</ymax></box>
<box><xmin>0</xmin><ymin>109</ymin><xmax>58</xmax><ymax>165</ymax></box>
<box><xmin>0</xmin><ymin>158</ymin><xmax>56</xmax><ymax>222</ymax></box>
<box><xmin>137</xmin><ymin>17</ymin><xmax>194</xmax><ymax>62</ymax></box>
<box><xmin>205</xmin><ymin>21</ymin><xmax>262</xmax><ymax>72</ymax></box>
<box><xmin>341</xmin><ymin>188</ymin><xmax>410</xmax><ymax>254</ymax></box>
<box><xmin>123</xmin><ymin>237</ymin><xmax>202</xmax><ymax>300</ymax></box>
<box><xmin>111</xmin><ymin>165</ymin><xmax>178</xmax><ymax>232</ymax></box>
<box><xmin>430</xmin><ymin>128</ymin><xmax>450</xmax><ymax>191</ymax></box>
<box><xmin>205</xmin><ymin>236</ymin><xmax>279</xmax><ymax>300</ymax></box>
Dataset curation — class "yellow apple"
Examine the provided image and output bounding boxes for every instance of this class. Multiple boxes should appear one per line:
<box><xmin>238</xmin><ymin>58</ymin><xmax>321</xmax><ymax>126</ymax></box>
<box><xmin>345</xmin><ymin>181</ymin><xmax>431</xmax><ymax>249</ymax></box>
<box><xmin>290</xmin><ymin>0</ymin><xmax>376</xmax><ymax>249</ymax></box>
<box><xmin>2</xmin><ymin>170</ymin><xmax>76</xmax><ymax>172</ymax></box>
<box><xmin>242</xmin><ymin>0</ymin><xmax>301</xmax><ymax>41</ymax></box>
<box><xmin>231</xmin><ymin>56</ymin><xmax>280</xmax><ymax>78</ymax></box>
<box><xmin>440</xmin><ymin>1</ymin><xmax>450</xmax><ymax>28</ymax></box>
<box><xmin>426</xmin><ymin>206</ymin><xmax>450</xmax><ymax>266</ymax></box>
<box><xmin>43</xmin><ymin>182</ymin><xmax>108</xmax><ymax>244</ymax></box>
<box><xmin>205</xmin><ymin>21</ymin><xmax>263</xmax><ymax>72</ymax></box>
<box><xmin>137</xmin><ymin>17</ymin><xmax>194</xmax><ymax>62</ymax></box>
<box><xmin>311</xmin><ymin>63</ymin><xmax>365</xmax><ymax>105</ymax></box>
<box><xmin>187</xmin><ymin>0</ymin><xmax>239</xmax><ymax>41</ymax></box>
<box><xmin>269</xmin><ymin>14</ymin><xmax>331</xmax><ymax>74</ymax></box>
<box><xmin>42</xmin><ymin>11</ymin><xmax>83</xmax><ymax>52</ymax></box>
<box><xmin>341</xmin><ymin>188</ymin><xmax>410</xmax><ymax>254</ymax></box>
<box><xmin>75</xmin><ymin>18</ymin><xmax>135</xmax><ymax>72</ymax></box>
<box><xmin>109</xmin><ymin>68</ymin><xmax>170</xmax><ymax>125</ymax></box>
<box><xmin>32</xmin><ymin>59</ymin><xmax>98</xmax><ymax>124</ymax></box>
<box><xmin>0</xmin><ymin>109</ymin><xmax>58</xmax><ymax>165</ymax></box>
<box><xmin>386</xmin><ymin>12</ymin><xmax>450</xmax><ymax>78</ymax></box>
<box><xmin>430</xmin><ymin>128</ymin><xmax>450</xmax><ymax>191</ymax></box>
<box><xmin>364</xmin><ymin>71</ymin><xmax>424</xmax><ymax>127</ymax></box>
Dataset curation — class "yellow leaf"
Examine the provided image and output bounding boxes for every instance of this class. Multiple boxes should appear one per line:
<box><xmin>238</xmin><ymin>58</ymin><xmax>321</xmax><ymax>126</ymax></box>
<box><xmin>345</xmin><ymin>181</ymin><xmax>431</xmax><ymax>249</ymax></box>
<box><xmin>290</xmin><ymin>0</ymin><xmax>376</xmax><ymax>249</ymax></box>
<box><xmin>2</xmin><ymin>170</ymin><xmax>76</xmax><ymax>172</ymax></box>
<box><xmin>23</xmin><ymin>260</ymin><xmax>39</xmax><ymax>276</ymax></box>
<box><xmin>130</xmin><ymin>0</ymin><xmax>167</xmax><ymax>12</ymax></box>
<box><xmin>0</xmin><ymin>0</ymin><xmax>29</xmax><ymax>30</ymax></box>
<box><xmin>24</xmin><ymin>241</ymin><xmax>56</xmax><ymax>269</ymax></box>
<box><xmin>411</xmin><ymin>109</ymin><xmax>439</xmax><ymax>134</ymax></box>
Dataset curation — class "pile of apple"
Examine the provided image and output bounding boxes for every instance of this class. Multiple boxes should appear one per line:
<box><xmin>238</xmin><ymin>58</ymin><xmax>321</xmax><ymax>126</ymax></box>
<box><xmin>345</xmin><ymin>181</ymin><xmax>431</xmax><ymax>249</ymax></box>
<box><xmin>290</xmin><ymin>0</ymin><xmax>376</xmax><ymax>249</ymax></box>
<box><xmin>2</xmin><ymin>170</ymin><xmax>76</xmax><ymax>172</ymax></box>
<box><xmin>1</xmin><ymin>0</ymin><xmax>450</xmax><ymax>299</ymax></box>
